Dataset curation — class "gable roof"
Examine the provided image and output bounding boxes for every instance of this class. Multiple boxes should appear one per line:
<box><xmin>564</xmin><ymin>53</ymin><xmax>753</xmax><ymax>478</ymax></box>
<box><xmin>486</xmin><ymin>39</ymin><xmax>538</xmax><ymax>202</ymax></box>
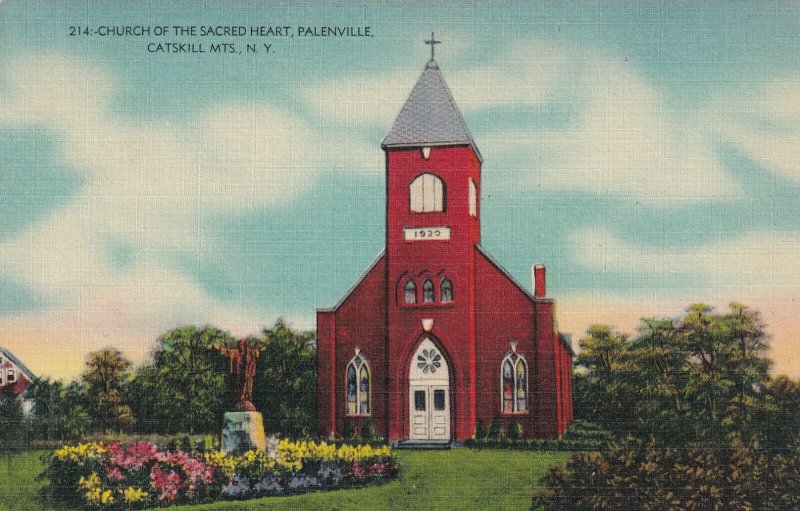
<box><xmin>0</xmin><ymin>347</ymin><xmax>37</xmax><ymax>381</ymax></box>
<box><xmin>381</xmin><ymin>60</ymin><xmax>482</xmax><ymax>162</ymax></box>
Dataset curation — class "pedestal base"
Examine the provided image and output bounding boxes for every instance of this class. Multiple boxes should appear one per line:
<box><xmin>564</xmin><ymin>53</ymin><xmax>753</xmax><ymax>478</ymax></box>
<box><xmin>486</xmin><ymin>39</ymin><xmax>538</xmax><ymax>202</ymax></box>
<box><xmin>222</xmin><ymin>411</ymin><xmax>267</xmax><ymax>454</ymax></box>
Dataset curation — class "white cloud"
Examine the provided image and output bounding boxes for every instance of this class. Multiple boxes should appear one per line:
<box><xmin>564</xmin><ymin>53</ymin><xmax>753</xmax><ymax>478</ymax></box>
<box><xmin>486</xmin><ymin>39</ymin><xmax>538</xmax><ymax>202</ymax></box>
<box><xmin>707</xmin><ymin>79</ymin><xmax>800</xmax><ymax>183</ymax></box>
<box><xmin>571</xmin><ymin>226</ymin><xmax>800</xmax><ymax>289</ymax></box>
<box><xmin>0</xmin><ymin>54</ymin><xmax>351</xmax><ymax>378</ymax></box>
<box><xmin>306</xmin><ymin>41</ymin><xmax>740</xmax><ymax>202</ymax></box>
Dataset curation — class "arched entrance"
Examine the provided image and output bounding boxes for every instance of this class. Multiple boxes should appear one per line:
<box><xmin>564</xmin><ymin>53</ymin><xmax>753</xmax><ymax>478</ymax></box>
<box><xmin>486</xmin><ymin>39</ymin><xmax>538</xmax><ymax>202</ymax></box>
<box><xmin>408</xmin><ymin>338</ymin><xmax>450</xmax><ymax>440</ymax></box>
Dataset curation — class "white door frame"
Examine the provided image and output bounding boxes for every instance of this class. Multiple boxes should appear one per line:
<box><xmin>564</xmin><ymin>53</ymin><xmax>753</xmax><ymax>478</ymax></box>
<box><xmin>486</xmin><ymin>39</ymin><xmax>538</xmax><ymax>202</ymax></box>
<box><xmin>408</xmin><ymin>338</ymin><xmax>450</xmax><ymax>441</ymax></box>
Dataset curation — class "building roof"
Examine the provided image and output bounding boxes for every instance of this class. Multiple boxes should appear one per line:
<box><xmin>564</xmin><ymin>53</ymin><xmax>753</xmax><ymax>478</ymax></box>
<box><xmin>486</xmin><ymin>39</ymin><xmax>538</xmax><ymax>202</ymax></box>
<box><xmin>381</xmin><ymin>60</ymin><xmax>482</xmax><ymax>162</ymax></box>
<box><xmin>0</xmin><ymin>347</ymin><xmax>37</xmax><ymax>382</ymax></box>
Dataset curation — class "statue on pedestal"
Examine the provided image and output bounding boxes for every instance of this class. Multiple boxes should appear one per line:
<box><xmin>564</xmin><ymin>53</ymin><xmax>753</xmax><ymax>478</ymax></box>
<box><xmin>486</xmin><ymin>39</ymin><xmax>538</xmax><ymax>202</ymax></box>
<box><xmin>214</xmin><ymin>339</ymin><xmax>267</xmax><ymax>453</ymax></box>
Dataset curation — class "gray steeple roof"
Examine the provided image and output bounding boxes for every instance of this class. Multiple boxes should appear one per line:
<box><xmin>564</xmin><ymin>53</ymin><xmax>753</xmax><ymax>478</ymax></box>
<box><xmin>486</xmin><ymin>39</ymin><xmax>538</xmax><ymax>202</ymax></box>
<box><xmin>381</xmin><ymin>60</ymin><xmax>482</xmax><ymax>161</ymax></box>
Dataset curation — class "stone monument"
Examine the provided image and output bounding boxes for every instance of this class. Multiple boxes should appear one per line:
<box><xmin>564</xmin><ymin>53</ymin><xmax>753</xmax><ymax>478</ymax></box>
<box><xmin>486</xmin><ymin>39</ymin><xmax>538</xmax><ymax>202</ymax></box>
<box><xmin>215</xmin><ymin>339</ymin><xmax>267</xmax><ymax>453</ymax></box>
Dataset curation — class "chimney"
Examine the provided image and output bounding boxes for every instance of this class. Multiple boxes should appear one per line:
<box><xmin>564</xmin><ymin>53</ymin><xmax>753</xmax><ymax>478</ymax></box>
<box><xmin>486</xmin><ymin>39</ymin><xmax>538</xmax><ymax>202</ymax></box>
<box><xmin>533</xmin><ymin>264</ymin><xmax>546</xmax><ymax>298</ymax></box>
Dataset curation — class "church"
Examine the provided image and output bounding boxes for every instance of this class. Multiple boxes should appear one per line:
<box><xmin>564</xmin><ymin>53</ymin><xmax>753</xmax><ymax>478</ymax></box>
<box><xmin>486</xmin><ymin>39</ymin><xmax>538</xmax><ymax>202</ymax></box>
<box><xmin>317</xmin><ymin>44</ymin><xmax>574</xmax><ymax>443</ymax></box>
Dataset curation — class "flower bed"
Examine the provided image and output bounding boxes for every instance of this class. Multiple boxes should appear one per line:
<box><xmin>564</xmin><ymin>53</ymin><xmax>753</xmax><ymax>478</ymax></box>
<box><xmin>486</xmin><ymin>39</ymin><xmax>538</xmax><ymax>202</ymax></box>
<box><xmin>45</xmin><ymin>440</ymin><xmax>397</xmax><ymax>509</ymax></box>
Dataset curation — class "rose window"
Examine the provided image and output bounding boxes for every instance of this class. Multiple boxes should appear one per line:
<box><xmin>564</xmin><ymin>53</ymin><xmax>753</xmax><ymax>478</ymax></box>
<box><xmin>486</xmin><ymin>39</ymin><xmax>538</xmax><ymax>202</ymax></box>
<box><xmin>417</xmin><ymin>348</ymin><xmax>442</xmax><ymax>374</ymax></box>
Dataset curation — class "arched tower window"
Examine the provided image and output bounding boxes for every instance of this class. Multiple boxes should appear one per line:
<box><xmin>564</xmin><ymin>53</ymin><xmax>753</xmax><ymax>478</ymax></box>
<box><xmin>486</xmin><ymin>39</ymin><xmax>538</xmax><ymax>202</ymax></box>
<box><xmin>422</xmin><ymin>279</ymin><xmax>434</xmax><ymax>303</ymax></box>
<box><xmin>469</xmin><ymin>179</ymin><xmax>478</xmax><ymax>218</ymax></box>
<box><xmin>440</xmin><ymin>278</ymin><xmax>453</xmax><ymax>303</ymax></box>
<box><xmin>404</xmin><ymin>279</ymin><xmax>417</xmax><ymax>304</ymax></box>
<box><xmin>501</xmin><ymin>350</ymin><xmax>528</xmax><ymax>413</ymax></box>
<box><xmin>410</xmin><ymin>173</ymin><xmax>445</xmax><ymax>213</ymax></box>
<box><xmin>347</xmin><ymin>352</ymin><xmax>370</xmax><ymax>415</ymax></box>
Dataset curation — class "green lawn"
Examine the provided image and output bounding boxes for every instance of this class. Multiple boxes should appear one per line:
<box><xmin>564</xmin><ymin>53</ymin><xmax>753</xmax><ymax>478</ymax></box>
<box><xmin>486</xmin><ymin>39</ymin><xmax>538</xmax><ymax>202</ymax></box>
<box><xmin>0</xmin><ymin>449</ymin><xmax>568</xmax><ymax>511</ymax></box>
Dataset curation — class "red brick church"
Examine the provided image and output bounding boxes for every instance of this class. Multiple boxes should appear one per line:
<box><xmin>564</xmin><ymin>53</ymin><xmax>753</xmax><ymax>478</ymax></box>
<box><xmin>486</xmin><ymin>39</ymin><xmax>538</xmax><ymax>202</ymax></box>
<box><xmin>317</xmin><ymin>49</ymin><xmax>573</xmax><ymax>443</ymax></box>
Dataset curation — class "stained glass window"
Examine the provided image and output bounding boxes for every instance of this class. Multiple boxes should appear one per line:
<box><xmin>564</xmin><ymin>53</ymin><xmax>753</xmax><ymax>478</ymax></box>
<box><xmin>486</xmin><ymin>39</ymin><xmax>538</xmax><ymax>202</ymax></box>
<box><xmin>404</xmin><ymin>279</ymin><xmax>416</xmax><ymax>304</ymax></box>
<box><xmin>501</xmin><ymin>351</ymin><xmax>528</xmax><ymax>413</ymax></box>
<box><xmin>440</xmin><ymin>278</ymin><xmax>453</xmax><ymax>303</ymax></box>
<box><xmin>423</xmin><ymin>279</ymin><xmax>434</xmax><ymax>303</ymax></box>
<box><xmin>346</xmin><ymin>353</ymin><xmax>370</xmax><ymax>415</ymax></box>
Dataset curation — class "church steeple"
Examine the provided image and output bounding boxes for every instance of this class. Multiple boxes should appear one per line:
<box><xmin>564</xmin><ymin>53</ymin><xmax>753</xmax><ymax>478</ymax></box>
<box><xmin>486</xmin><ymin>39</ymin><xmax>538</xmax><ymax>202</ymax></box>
<box><xmin>381</xmin><ymin>53</ymin><xmax>481</xmax><ymax>162</ymax></box>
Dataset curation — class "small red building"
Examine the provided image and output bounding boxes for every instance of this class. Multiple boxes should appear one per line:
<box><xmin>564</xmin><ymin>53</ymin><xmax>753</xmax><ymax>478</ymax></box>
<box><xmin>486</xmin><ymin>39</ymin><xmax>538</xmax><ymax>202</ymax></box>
<box><xmin>0</xmin><ymin>347</ymin><xmax>37</xmax><ymax>414</ymax></box>
<box><xmin>317</xmin><ymin>56</ymin><xmax>573</xmax><ymax>443</ymax></box>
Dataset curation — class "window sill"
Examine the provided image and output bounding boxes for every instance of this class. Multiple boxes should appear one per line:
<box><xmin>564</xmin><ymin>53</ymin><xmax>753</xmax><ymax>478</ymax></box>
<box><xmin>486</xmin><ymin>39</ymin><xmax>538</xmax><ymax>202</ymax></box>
<box><xmin>401</xmin><ymin>302</ymin><xmax>456</xmax><ymax>309</ymax></box>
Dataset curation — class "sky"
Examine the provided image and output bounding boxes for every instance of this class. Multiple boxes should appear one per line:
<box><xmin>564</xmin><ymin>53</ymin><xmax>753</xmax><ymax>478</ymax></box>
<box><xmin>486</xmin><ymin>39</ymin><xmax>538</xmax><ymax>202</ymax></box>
<box><xmin>1</xmin><ymin>1</ymin><xmax>799</xmax><ymax>379</ymax></box>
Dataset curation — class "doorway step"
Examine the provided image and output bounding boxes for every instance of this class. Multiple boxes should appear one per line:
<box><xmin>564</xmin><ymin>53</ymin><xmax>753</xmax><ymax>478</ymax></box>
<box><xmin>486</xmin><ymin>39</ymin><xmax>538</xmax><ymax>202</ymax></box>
<box><xmin>394</xmin><ymin>439</ymin><xmax>453</xmax><ymax>450</ymax></box>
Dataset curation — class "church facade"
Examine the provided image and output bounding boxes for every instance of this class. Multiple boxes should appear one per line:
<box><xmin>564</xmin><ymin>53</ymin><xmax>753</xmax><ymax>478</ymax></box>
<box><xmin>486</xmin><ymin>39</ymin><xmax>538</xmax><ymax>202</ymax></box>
<box><xmin>317</xmin><ymin>55</ymin><xmax>573</xmax><ymax>443</ymax></box>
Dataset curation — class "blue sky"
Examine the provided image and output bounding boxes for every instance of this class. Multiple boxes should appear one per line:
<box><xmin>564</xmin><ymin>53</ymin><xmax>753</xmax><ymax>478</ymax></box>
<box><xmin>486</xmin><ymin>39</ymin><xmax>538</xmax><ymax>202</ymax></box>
<box><xmin>1</xmin><ymin>1</ymin><xmax>799</xmax><ymax>378</ymax></box>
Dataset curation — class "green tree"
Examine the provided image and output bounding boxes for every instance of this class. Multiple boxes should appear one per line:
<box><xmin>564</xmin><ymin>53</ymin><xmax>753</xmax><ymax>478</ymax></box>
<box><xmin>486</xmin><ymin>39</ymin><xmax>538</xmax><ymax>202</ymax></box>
<box><xmin>252</xmin><ymin>320</ymin><xmax>317</xmax><ymax>438</ymax></box>
<box><xmin>81</xmin><ymin>348</ymin><xmax>133</xmax><ymax>433</ymax></box>
<box><xmin>28</xmin><ymin>378</ymin><xmax>91</xmax><ymax>440</ymax></box>
<box><xmin>129</xmin><ymin>325</ymin><xmax>232</xmax><ymax>434</ymax></box>
<box><xmin>0</xmin><ymin>386</ymin><xmax>24</xmax><ymax>471</ymax></box>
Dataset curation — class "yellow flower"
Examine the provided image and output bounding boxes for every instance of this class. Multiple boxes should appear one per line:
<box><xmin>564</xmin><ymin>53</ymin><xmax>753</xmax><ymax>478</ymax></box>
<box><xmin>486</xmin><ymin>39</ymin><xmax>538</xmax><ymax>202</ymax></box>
<box><xmin>78</xmin><ymin>472</ymin><xmax>101</xmax><ymax>490</ymax></box>
<box><xmin>100</xmin><ymin>489</ymin><xmax>114</xmax><ymax>505</ymax></box>
<box><xmin>122</xmin><ymin>486</ymin><xmax>149</xmax><ymax>504</ymax></box>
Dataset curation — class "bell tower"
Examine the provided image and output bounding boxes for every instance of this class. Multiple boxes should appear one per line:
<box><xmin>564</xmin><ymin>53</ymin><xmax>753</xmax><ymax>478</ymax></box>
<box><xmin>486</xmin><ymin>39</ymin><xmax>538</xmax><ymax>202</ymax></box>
<box><xmin>380</xmin><ymin>42</ymin><xmax>483</xmax><ymax>440</ymax></box>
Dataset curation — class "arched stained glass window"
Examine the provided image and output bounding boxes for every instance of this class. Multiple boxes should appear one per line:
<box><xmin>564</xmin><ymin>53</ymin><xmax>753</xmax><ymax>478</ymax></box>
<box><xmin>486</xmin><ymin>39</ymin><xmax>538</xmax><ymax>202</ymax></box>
<box><xmin>346</xmin><ymin>353</ymin><xmax>370</xmax><ymax>415</ymax></box>
<box><xmin>404</xmin><ymin>279</ymin><xmax>417</xmax><ymax>304</ymax></box>
<box><xmin>440</xmin><ymin>278</ymin><xmax>453</xmax><ymax>303</ymax></box>
<box><xmin>422</xmin><ymin>279</ymin><xmax>434</xmax><ymax>303</ymax></box>
<box><xmin>409</xmin><ymin>173</ymin><xmax>445</xmax><ymax>213</ymax></box>
<box><xmin>501</xmin><ymin>351</ymin><xmax>528</xmax><ymax>413</ymax></box>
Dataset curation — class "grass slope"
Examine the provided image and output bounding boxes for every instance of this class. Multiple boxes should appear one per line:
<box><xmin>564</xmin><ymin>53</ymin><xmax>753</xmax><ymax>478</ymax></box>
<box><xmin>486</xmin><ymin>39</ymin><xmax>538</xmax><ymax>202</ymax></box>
<box><xmin>0</xmin><ymin>449</ymin><xmax>568</xmax><ymax>511</ymax></box>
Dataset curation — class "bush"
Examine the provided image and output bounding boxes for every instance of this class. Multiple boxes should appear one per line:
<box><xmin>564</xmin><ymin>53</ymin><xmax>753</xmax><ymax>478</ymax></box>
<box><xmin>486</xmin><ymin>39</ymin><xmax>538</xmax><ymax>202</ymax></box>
<box><xmin>474</xmin><ymin>420</ymin><xmax>487</xmax><ymax>439</ymax></box>
<box><xmin>343</xmin><ymin>421</ymin><xmax>357</xmax><ymax>442</ymax></box>
<box><xmin>359</xmin><ymin>419</ymin><xmax>378</xmax><ymax>443</ymax></box>
<box><xmin>532</xmin><ymin>442</ymin><xmax>800</xmax><ymax>511</ymax></box>
<box><xmin>488</xmin><ymin>417</ymin><xmax>505</xmax><ymax>440</ymax></box>
<box><xmin>507</xmin><ymin>421</ymin><xmax>524</xmax><ymax>440</ymax></box>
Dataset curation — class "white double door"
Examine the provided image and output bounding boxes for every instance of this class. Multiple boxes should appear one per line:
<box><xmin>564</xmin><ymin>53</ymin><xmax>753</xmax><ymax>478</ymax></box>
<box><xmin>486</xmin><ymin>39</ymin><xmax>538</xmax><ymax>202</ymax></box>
<box><xmin>409</xmin><ymin>384</ymin><xmax>450</xmax><ymax>440</ymax></box>
<box><xmin>408</xmin><ymin>337</ymin><xmax>451</xmax><ymax>441</ymax></box>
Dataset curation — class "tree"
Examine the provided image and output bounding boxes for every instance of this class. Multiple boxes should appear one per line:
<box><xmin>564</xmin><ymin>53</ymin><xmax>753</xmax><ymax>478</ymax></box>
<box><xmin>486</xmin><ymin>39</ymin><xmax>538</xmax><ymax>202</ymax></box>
<box><xmin>0</xmin><ymin>386</ymin><xmax>24</xmax><ymax>471</ymax></box>
<box><xmin>81</xmin><ymin>348</ymin><xmax>133</xmax><ymax>433</ymax></box>
<box><xmin>252</xmin><ymin>320</ymin><xmax>317</xmax><ymax>438</ymax></box>
<box><xmin>129</xmin><ymin>325</ymin><xmax>232</xmax><ymax>434</ymax></box>
<box><xmin>28</xmin><ymin>378</ymin><xmax>91</xmax><ymax>440</ymax></box>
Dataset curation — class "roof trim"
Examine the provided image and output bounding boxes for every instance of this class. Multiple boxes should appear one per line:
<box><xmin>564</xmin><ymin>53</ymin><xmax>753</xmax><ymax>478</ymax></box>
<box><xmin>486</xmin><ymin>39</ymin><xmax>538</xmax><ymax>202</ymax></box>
<box><xmin>0</xmin><ymin>347</ymin><xmax>37</xmax><ymax>381</ymax></box>
<box><xmin>381</xmin><ymin>142</ymin><xmax>484</xmax><ymax>163</ymax></box>
<box><xmin>317</xmin><ymin>250</ymin><xmax>385</xmax><ymax>313</ymax></box>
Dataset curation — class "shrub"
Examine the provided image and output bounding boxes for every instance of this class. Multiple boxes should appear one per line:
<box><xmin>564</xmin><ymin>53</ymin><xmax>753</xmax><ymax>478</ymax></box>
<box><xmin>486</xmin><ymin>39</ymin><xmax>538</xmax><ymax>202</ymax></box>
<box><xmin>474</xmin><ymin>420</ymin><xmax>487</xmax><ymax>439</ymax></box>
<box><xmin>507</xmin><ymin>421</ymin><xmax>524</xmax><ymax>440</ymax></box>
<box><xmin>532</xmin><ymin>442</ymin><xmax>800</xmax><ymax>511</ymax></box>
<box><xmin>343</xmin><ymin>421</ymin><xmax>357</xmax><ymax>442</ymax></box>
<box><xmin>488</xmin><ymin>416</ymin><xmax>505</xmax><ymax>440</ymax></box>
<box><xmin>359</xmin><ymin>419</ymin><xmax>381</xmax><ymax>444</ymax></box>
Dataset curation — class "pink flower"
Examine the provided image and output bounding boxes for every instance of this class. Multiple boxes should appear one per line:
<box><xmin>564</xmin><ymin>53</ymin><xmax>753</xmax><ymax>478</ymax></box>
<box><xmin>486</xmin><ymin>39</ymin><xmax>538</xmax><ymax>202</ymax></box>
<box><xmin>105</xmin><ymin>466</ymin><xmax>126</xmax><ymax>481</ymax></box>
<box><xmin>109</xmin><ymin>442</ymin><xmax>158</xmax><ymax>470</ymax></box>
<box><xmin>351</xmin><ymin>462</ymin><xmax>368</xmax><ymax>479</ymax></box>
<box><xmin>150</xmin><ymin>467</ymin><xmax>182</xmax><ymax>503</ymax></box>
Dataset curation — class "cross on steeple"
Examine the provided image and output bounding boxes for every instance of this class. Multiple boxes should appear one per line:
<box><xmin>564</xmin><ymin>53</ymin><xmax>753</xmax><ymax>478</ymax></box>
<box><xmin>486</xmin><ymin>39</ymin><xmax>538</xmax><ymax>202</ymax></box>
<box><xmin>425</xmin><ymin>32</ymin><xmax>441</xmax><ymax>61</ymax></box>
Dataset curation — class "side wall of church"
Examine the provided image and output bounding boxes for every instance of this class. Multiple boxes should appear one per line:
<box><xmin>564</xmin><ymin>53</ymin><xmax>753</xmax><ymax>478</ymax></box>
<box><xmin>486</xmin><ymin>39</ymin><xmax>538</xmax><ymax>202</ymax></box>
<box><xmin>316</xmin><ymin>255</ymin><xmax>387</xmax><ymax>439</ymax></box>
<box><xmin>474</xmin><ymin>250</ymin><xmax>539</xmax><ymax>437</ymax></box>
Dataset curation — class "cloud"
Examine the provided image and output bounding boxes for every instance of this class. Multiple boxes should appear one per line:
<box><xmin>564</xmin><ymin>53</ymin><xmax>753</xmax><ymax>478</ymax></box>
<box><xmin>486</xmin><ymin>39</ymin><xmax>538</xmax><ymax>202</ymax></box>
<box><xmin>306</xmin><ymin>40</ymin><xmax>741</xmax><ymax>202</ymax></box>
<box><xmin>707</xmin><ymin>79</ymin><xmax>800</xmax><ymax>183</ymax></box>
<box><xmin>570</xmin><ymin>226</ymin><xmax>800</xmax><ymax>289</ymax></box>
<box><xmin>0</xmin><ymin>54</ymin><xmax>347</xmax><ymax>378</ymax></box>
<box><xmin>562</xmin><ymin>225</ymin><xmax>800</xmax><ymax>375</ymax></box>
